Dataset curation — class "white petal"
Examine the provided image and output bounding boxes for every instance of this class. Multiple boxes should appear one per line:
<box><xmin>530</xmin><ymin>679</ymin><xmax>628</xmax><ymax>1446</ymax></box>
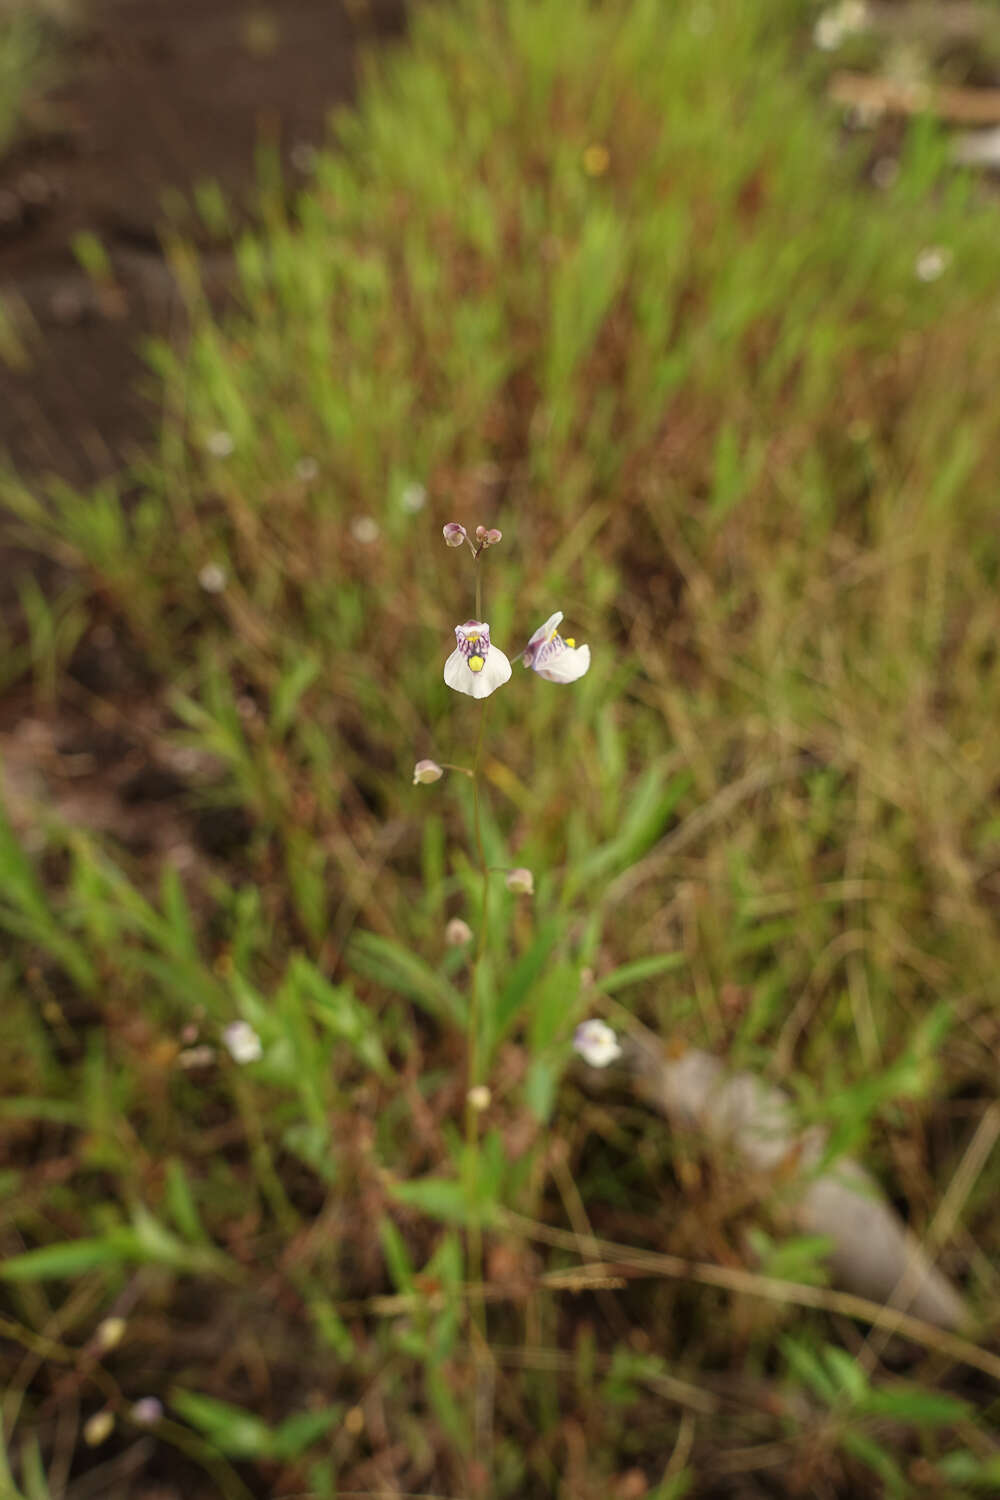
<box><xmin>535</xmin><ymin>643</ymin><xmax>590</xmax><ymax>683</ymax></box>
<box><xmin>443</xmin><ymin>645</ymin><xmax>512</xmax><ymax>698</ymax></box>
<box><xmin>573</xmin><ymin>1019</ymin><xmax>622</xmax><ymax>1069</ymax></box>
<box><xmin>526</xmin><ymin>611</ymin><xmax>563</xmax><ymax>650</ymax></box>
<box><xmin>475</xmin><ymin>646</ymin><xmax>512</xmax><ymax>697</ymax></box>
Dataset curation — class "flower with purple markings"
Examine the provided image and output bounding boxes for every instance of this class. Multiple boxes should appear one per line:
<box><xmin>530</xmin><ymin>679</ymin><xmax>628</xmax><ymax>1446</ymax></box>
<box><xmin>444</xmin><ymin>620</ymin><xmax>512</xmax><ymax>699</ymax></box>
<box><xmin>522</xmin><ymin>611</ymin><xmax>590</xmax><ymax>683</ymax></box>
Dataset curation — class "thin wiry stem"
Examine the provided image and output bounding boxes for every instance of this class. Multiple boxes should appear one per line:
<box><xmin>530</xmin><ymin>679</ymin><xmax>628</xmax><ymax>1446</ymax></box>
<box><xmin>464</xmin><ymin>694</ymin><xmax>492</xmax><ymax>1487</ymax></box>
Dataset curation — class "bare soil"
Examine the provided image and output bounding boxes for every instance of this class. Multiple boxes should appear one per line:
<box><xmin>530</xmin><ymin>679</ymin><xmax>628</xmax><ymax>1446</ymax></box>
<box><xmin>0</xmin><ymin>0</ymin><xmax>407</xmax><ymax>485</ymax></box>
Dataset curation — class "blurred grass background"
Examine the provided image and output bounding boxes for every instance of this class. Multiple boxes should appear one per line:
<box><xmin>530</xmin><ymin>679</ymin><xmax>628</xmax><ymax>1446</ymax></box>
<box><xmin>1</xmin><ymin>0</ymin><xmax>1000</xmax><ymax>1494</ymax></box>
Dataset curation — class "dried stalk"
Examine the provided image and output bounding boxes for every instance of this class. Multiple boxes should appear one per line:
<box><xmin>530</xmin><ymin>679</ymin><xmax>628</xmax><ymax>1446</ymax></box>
<box><xmin>623</xmin><ymin>1035</ymin><xmax>969</xmax><ymax>1332</ymax></box>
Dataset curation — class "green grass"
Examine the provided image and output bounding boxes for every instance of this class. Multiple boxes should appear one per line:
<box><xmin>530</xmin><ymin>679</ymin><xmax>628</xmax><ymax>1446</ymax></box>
<box><xmin>0</xmin><ymin>2</ymin><xmax>63</xmax><ymax>156</ymax></box>
<box><xmin>2</xmin><ymin>0</ymin><xmax>1000</xmax><ymax>1493</ymax></box>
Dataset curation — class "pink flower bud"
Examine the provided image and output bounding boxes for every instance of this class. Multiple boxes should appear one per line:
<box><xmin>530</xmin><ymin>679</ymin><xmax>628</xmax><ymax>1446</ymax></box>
<box><xmin>486</xmin><ymin>528</ymin><xmax>502</xmax><ymax>545</ymax></box>
<box><xmin>443</xmin><ymin>522</ymin><xmax>467</xmax><ymax>547</ymax></box>
<box><xmin>130</xmin><ymin>1397</ymin><xmax>164</xmax><ymax>1427</ymax></box>
<box><xmin>413</xmin><ymin>759</ymin><xmax>444</xmax><ymax>785</ymax></box>
<box><xmin>505</xmin><ymin>867</ymin><xmax>534</xmax><ymax>895</ymax></box>
<box><xmin>475</xmin><ymin>525</ymin><xmax>488</xmax><ymax>540</ymax></box>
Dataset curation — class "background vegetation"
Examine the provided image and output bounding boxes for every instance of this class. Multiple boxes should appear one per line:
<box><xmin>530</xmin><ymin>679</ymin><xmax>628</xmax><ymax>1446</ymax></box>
<box><xmin>1</xmin><ymin>0</ymin><xmax>999</xmax><ymax>1494</ymax></box>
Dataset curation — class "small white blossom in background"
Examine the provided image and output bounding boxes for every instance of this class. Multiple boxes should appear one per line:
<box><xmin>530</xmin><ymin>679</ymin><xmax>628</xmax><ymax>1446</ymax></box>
<box><xmin>413</xmin><ymin>759</ymin><xmax>443</xmax><ymax>784</ymax></box>
<box><xmin>290</xmin><ymin>141</ymin><xmax>317</xmax><ymax>173</ymax></box>
<box><xmin>84</xmin><ymin>1411</ymin><xmax>115</xmax><ymax>1447</ymax></box>
<box><xmin>223</xmin><ymin>1021</ymin><xmax>263</xmax><ymax>1064</ymax></box>
<box><xmin>445</xmin><ymin>917</ymin><xmax>474</xmax><ymax>946</ymax></box>
<box><xmin>522</xmin><ymin>611</ymin><xmax>591</xmax><ymax>684</ymax></box>
<box><xmin>295</xmin><ymin>456</ymin><xmax>319</xmax><ymax>482</ymax></box>
<box><xmin>95</xmin><ymin>1316</ymin><xmax>127</xmax><ymax>1352</ymax></box>
<box><xmin>467</xmin><ymin>1085</ymin><xmax>492</xmax><ymax>1111</ymax></box>
<box><xmin>351</xmin><ymin>515</ymin><xmax>380</xmax><ymax>545</ymax></box>
<box><xmin>443</xmin><ymin>521</ymin><xmax>467</xmax><ymax>547</ymax></box>
<box><xmin>813</xmin><ymin>0</ymin><xmax>868</xmax><ymax>51</ymax></box>
<box><xmin>401</xmin><ymin>481</ymin><xmax>427</xmax><ymax>514</ymax></box>
<box><xmin>952</xmin><ymin>127</ymin><xmax>1000</xmax><ymax>169</ymax></box>
<box><xmin>443</xmin><ymin>620</ymin><xmax>512</xmax><ymax>699</ymax></box>
<box><xmin>205</xmin><ymin>430</ymin><xmax>235</xmax><ymax>459</ymax></box>
<box><xmin>915</xmin><ymin>246</ymin><xmax>952</xmax><ymax>283</ymax></box>
<box><xmin>871</xmin><ymin>156</ymin><xmax>899</xmax><ymax>190</ymax></box>
<box><xmin>177</xmin><ymin>1045</ymin><xmax>216</xmax><ymax>1070</ymax></box>
<box><xmin>198</xmin><ymin>562</ymin><xmax>227</xmax><ymax>594</ymax></box>
<box><xmin>573</xmin><ymin>1019</ymin><xmax>622</xmax><ymax>1069</ymax></box>
<box><xmin>130</xmin><ymin>1398</ymin><xmax>164</xmax><ymax>1427</ymax></box>
<box><xmin>505</xmin><ymin>867</ymin><xmax>534</xmax><ymax>895</ymax></box>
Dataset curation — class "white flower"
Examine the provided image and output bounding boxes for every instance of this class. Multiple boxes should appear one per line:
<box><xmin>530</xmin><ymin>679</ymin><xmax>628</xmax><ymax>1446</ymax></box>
<box><xmin>467</xmin><ymin>1085</ymin><xmax>492</xmax><ymax>1111</ymax></box>
<box><xmin>205</xmin><ymin>430</ymin><xmax>234</xmax><ymax>458</ymax></box>
<box><xmin>915</xmin><ymin>247</ymin><xmax>951</xmax><ymax>283</ymax></box>
<box><xmin>522</xmin><ymin>611</ymin><xmax>590</xmax><ymax>683</ymax></box>
<box><xmin>351</xmin><ymin>515</ymin><xmax>380</xmax><ymax>544</ymax></box>
<box><xmin>813</xmin><ymin>1</ymin><xmax>867</xmax><ymax>51</ymax></box>
<box><xmin>401</xmin><ymin>482</ymin><xmax>427</xmax><ymax>513</ymax></box>
<box><xmin>443</xmin><ymin>620</ymin><xmax>512</xmax><ymax>699</ymax></box>
<box><xmin>198</xmin><ymin>562</ymin><xmax>227</xmax><ymax>594</ymax></box>
<box><xmin>505</xmin><ymin>867</ymin><xmax>534</xmax><ymax>895</ymax></box>
<box><xmin>573</xmin><ymin>1019</ymin><xmax>622</xmax><ymax>1069</ymax></box>
<box><xmin>223</xmin><ymin>1020</ymin><xmax>263</xmax><ymax>1064</ymax></box>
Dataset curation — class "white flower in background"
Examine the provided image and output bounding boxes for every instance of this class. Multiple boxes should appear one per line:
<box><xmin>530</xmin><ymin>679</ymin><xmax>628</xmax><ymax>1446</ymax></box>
<box><xmin>223</xmin><ymin>1020</ymin><xmax>263</xmax><ymax>1064</ymax></box>
<box><xmin>505</xmin><ymin>867</ymin><xmax>534</xmax><ymax>895</ymax></box>
<box><xmin>522</xmin><ymin>611</ymin><xmax>590</xmax><ymax>683</ymax></box>
<box><xmin>813</xmin><ymin>0</ymin><xmax>868</xmax><ymax>51</ymax></box>
<box><xmin>401</xmin><ymin>482</ymin><xmax>427</xmax><ymax>513</ymax></box>
<box><xmin>413</xmin><ymin>758</ymin><xmax>443</xmax><ymax>784</ymax></box>
<box><xmin>467</xmin><ymin>1085</ymin><xmax>492</xmax><ymax>1111</ymax></box>
<box><xmin>445</xmin><ymin>917</ymin><xmax>474</xmax><ymax>946</ymax></box>
<box><xmin>915</xmin><ymin>246</ymin><xmax>951</xmax><ymax>283</ymax></box>
<box><xmin>205</xmin><ymin>430</ymin><xmax>235</xmax><ymax>458</ymax></box>
<box><xmin>443</xmin><ymin>620</ymin><xmax>512</xmax><ymax>699</ymax></box>
<box><xmin>573</xmin><ymin>1019</ymin><xmax>622</xmax><ymax>1069</ymax></box>
<box><xmin>295</xmin><ymin>456</ymin><xmax>319</xmax><ymax>482</ymax></box>
<box><xmin>351</xmin><ymin>515</ymin><xmax>380</xmax><ymax>545</ymax></box>
<box><xmin>198</xmin><ymin>562</ymin><xmax>227</xmax><ymax>594</ymax></box>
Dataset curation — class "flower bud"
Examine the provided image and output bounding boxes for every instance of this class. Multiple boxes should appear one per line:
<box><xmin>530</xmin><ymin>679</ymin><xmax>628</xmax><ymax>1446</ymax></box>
<box><xmin>467</xmin><ymin>1085</ymin><xmax>492</xmax><ymax>1111</ymax></box>
<box><xmin>443</xmin><ymin>522</ymin><xmax>467</xmax><ymax>547</ymax></box>
<box><xmin>95</xmin><ymin>1316</ymin><xmax>127</xmax><ymax>1352</ymax></box>
<box><xmin>413</xmin><ymin>759</ymin><xmax>443</xmax><ymax>785</ymax></box>
<box><xmin>130</xmin><ymin>1397</ymin><xmax>164</xmax><ymax>1427</ymax></box>
<box><xmin>486</xmin><ymin>528</ymin><xmax>502</xmax><ymax>546</ymax></box>
<box><xmin>475</xmin><ymin>525</ymin><xmax>487</xmax><ymax>540</ymax></box>
<box><xmin>505</xmin><ymin>867</ymin><xmax>534</xmax><ymax>895</ymax></box>
<box><xmin>445</xmin><ymin>917</ymin><xmax>473</xmax><ymax>946</ymax></box>
<box><xmin>84</xmin><ymin>1410</ymin><xmax>115</xmax><ymax>1447</ymax></box>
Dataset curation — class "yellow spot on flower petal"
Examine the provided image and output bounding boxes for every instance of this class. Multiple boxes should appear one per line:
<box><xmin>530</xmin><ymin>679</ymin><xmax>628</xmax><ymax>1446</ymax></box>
<box><xmin>565</xmin><ymin>637</ymin><xmax>575</xmax><ymax>647</ymax></box>
<box><xmin>469</xmin><ymin>655</ymin><xmax>485</xmax><ymax>673</ymax></box>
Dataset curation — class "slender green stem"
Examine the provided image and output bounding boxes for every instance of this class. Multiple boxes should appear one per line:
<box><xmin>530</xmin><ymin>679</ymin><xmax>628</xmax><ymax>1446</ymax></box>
<box><xmin>475</xmin><ymin>560</ymin><xmax>482</xmax><ymax>622</ymax></box>
<box><xmin>465</xmin><ymin>695</ymin><xmax>492</xmax><ymax>1488</ymax></box>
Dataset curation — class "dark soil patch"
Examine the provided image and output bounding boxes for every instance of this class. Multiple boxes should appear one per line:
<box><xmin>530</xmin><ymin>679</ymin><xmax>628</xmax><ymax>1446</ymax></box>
<box><xmin>0</xmin><ymin>0</ymin><xmax>407</xmax><ymax>487</ymax></box>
